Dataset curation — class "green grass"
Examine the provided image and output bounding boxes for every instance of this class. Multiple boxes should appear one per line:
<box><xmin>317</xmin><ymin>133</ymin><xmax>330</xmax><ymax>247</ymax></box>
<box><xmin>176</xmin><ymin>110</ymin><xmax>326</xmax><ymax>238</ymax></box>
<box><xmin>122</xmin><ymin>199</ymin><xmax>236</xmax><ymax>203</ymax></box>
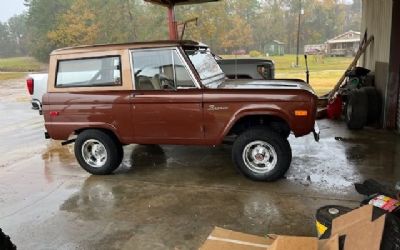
<box><xmin>221</xmin><ymin>54</ymin><xmax>353</xmax><ymax>96</ymax></box>
<box><xmin>0</xmin><ymin>57</ymin><xmax>43</xmax><ymax>72</ymax></box>
<box><xmin>0</xmin><ymin>72</ymin><xmax>27</xmax><ymax>80</ymax></box>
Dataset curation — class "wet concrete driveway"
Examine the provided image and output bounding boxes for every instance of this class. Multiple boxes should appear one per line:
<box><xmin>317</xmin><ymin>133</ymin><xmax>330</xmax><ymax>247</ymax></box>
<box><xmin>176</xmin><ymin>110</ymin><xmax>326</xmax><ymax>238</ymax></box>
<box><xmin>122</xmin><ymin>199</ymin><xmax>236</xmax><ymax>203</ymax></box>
<box><xmin>0</xmin><ymin>79</ymin><xmax>399</xmax><ymax>249</ymax></box>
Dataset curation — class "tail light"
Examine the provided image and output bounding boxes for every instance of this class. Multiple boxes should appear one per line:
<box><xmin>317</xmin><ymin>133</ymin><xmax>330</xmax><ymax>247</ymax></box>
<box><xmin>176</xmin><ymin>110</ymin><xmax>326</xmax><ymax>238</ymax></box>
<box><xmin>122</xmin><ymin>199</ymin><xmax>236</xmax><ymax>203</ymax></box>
<box><xmin>27</xmin><ymin>78</ymin><xmax>34</xmax><ymax>95</ymax></box>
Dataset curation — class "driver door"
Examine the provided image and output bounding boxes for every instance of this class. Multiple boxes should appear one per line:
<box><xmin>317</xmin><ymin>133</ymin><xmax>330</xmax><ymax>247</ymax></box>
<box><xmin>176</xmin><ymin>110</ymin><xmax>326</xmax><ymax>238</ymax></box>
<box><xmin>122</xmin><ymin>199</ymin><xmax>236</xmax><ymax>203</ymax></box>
<box><xmin>130</xmin><ymin>48</ymin><xmax>204</xmax><ymax>143</ymax></box>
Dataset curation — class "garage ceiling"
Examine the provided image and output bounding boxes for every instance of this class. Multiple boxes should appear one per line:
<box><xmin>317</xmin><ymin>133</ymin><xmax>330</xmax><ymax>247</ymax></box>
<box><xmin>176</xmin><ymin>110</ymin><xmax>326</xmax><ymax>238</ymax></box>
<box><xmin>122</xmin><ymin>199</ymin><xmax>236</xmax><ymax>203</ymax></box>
<box><xmin>144</xmin><ymin>0</ymin><xmax>220</xmax><ymax>6</ymax></box>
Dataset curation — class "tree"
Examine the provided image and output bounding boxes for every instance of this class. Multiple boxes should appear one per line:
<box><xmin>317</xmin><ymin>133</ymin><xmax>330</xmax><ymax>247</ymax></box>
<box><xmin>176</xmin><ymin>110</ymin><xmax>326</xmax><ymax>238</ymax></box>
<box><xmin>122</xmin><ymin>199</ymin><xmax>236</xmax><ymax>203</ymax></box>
<box><xmin>8</xmin><ymin>14</ymin><xmax>29</xmax><ymax>56</ymax></box>
<box><xmin>19</xmin><ymin>0</ymin><xmax>362</xmax><ymax>60</ymax></box>
<box><xmin>0</xmin><ymin>22</ymin><xmax>14</xmax><ymax>57</ymax></box>
<box><xmin>48</xmin><ymin>0</ymin><xmax>98</xmax><ymax>47</ymax></box>
<box><xmin>24</xmin><ymin>0</ymin><xmax>73</xmax><ymax>61</ymax></box>
<box><xmin>252</xmin><ymin>0</ymin><xmax>286</xmax><ymax>52</ymax></box>
<box><xmin>219</xmin><ymin>16</ymin><xmax>254</xmax><ymax>52</ymax></box>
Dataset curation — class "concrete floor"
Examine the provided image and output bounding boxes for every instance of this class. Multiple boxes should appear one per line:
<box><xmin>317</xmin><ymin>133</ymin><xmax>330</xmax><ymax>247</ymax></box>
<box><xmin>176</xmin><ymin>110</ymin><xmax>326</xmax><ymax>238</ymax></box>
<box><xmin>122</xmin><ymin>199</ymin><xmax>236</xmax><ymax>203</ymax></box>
<box><xmin>1</xmin><ymin>79</ymin><xmax>400</xmax><ymax>249</ymax></box>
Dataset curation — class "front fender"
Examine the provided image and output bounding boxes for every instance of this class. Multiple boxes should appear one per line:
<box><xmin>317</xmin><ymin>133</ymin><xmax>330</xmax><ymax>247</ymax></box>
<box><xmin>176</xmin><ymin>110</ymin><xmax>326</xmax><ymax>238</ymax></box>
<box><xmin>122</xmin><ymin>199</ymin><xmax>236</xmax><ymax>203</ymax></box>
<box><xmin>218</xmin><ymin>105</ymin><xmax>292</xmax><ymax>144</ymax></box>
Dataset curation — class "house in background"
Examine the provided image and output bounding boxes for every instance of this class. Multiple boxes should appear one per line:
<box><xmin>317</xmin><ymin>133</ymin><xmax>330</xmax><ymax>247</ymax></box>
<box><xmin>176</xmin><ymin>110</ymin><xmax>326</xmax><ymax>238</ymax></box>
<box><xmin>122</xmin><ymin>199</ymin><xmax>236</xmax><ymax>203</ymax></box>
<box><xmin>266</xmin><ymin>40</ymin><xmax>285</xmax><ymax>56</ymax></box>
<box><xmin>304</xmin><ymin>30</ymin><xmax>361</xmax><ymax>57</ymax></box>
<box><xmin>326</xmin><ymin>30</ymin><xmax>361</xmax><ymax>56</ymax></box>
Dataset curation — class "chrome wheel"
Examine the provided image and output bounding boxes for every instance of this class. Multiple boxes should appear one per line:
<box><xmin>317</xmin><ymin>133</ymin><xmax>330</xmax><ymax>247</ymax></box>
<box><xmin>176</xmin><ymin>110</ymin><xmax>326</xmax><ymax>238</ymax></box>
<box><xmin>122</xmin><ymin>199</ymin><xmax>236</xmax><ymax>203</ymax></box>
<box><xmin>242</xmin><ymin>140</ymin><xmax>278</xmax><ymax>174</ymax></box>
<box><xmin>81</xmin><ymin>139</ymin><xmax>108</xmax><ymax>168</ymax></box>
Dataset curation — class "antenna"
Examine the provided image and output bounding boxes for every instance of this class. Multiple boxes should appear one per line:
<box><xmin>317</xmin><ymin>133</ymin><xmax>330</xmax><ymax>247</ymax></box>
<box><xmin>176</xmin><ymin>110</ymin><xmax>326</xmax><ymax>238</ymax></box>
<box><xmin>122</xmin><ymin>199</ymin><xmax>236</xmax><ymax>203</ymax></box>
<box><xmin>304</xmin><ymin>54</ymin><xmax>310</xmax><ymax>84</ymax></box>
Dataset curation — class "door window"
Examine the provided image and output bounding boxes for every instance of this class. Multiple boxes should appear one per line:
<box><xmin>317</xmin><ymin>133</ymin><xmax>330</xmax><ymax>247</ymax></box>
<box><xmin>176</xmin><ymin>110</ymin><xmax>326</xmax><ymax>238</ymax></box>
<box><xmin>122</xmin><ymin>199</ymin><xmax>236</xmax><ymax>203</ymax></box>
<box><xmin>132</xmin><ymin>49</ymin><xmax>196</xmax><ymax>90</ymax></box>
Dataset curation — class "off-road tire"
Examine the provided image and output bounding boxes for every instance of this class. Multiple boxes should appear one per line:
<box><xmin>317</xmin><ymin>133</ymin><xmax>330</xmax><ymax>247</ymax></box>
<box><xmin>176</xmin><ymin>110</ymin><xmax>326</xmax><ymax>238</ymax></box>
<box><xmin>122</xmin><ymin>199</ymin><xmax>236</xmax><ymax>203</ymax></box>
<box><xmin>75</xmin><ymin>129</ymin><xmax>123</xmax><ymax>175</ymax></box>
<box><xmin>232</xmin><ymin>127</ymin><xmax>292</xmax><ymax>181</ymax></box>
<box><xmin>345</xmin><ymin>89</ymin><xmax>368</xmax><ymax>130</ymax></box>
<box><xmin>0</xmin><ymin>229</ymin><xmax>16</xmax><ymax>250</ymax></box>
<box><xmin>363</xmin><ymin>87</ymin><xmax>382</xmax><ymax>124</ymax></box>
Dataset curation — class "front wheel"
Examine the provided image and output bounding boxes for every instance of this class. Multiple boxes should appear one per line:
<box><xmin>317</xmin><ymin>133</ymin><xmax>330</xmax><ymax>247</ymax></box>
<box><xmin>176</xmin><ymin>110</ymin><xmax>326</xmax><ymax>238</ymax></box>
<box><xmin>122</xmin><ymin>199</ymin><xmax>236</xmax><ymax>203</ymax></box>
<box><xmin>74</xmin><ymin>130</ymin><xmax>123</xmax><ymax>175</ymax></box>
<box><xmin>232</xmin><ymin>128</ymin><xmax>292</xmax><ymax>181</ymax></box>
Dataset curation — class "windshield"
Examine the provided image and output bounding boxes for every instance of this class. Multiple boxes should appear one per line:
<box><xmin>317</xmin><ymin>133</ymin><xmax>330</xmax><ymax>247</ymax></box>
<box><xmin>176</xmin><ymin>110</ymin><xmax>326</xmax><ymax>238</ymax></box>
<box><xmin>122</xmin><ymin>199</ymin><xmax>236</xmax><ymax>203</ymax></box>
<box><xmin>184</xmin><ymin>48</ymin><xmax>225</xmax><ymax>88</ymax></box>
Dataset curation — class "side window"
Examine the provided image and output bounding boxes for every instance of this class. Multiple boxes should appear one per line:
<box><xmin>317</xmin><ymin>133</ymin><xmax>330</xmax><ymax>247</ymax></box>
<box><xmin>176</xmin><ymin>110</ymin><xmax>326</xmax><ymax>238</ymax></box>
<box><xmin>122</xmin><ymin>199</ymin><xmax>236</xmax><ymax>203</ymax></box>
<box><xmin>132</xmin><ymin>49</ymin><xmax>196</xmax><ymax>90</ymax></box>
<box><xmin>56</xmin><ymin>56</ymin><xmax>121</xmax><ymax>87</ymax></box>
<box><xmin>173</xmin><ymin>52</ymin><xmax>196</xmax><ymax>88</ymax></box>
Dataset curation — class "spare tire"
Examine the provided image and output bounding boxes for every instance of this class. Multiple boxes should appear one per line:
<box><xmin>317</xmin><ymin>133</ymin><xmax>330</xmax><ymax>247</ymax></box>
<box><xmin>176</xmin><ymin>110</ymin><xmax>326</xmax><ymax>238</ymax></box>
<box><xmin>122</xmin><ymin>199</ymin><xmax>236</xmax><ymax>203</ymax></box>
<box><xmin>363</xmin><ymin>87</ymin><xmax>382</xmax><ymax>124</ymax></box>
<box><xmin>345</xmin><ymin>89</ymin><xmax>368</xmax><ymax>130</ymax></box>
<box><xmin>315</xmin><ymin>205</ymin><xmax>353</xmax><ymax>239</ymax></box>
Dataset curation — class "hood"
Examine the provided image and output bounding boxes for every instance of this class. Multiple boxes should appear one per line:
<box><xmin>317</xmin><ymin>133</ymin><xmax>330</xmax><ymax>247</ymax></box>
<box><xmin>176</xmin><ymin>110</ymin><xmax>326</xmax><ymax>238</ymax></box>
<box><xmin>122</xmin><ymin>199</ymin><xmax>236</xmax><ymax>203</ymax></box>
<box><xmin>217</xmin><ymin>79</ymin><xmax>316</xmax><ymax>95</ymax></box>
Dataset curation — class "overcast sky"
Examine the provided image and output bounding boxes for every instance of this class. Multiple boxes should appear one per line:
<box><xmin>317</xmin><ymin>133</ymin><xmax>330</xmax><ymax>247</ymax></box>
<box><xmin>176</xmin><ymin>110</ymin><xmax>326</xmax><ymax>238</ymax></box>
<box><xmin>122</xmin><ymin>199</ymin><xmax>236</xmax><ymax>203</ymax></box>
<box><xmin>1</xmin><ymin>0</ymin><xmax>26</xmax><ymax>22</ymax></box>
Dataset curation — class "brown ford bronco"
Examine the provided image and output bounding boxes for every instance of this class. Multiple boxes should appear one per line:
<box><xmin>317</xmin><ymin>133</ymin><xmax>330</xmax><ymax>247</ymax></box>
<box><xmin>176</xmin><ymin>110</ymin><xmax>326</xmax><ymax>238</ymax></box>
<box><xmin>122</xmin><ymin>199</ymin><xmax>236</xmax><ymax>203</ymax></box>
<box><xmin>43</xmin><ymin>40</ymin><xmax>319</xmax><ymax>181</ymax></box>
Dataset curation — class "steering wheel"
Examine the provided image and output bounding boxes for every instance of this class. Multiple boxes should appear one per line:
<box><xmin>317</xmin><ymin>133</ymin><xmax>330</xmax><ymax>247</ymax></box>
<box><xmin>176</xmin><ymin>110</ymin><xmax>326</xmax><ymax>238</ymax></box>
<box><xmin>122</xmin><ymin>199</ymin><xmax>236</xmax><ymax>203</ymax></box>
<box><xmin>156</xmin><ymin>74</ymin><xmax>175</xmax><ymax>90</ymax></box>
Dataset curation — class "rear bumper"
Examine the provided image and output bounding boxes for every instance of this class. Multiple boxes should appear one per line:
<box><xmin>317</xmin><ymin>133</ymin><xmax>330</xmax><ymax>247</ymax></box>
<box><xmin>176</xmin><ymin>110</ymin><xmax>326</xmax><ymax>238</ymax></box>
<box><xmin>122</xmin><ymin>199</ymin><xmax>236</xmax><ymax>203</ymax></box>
<box><xmin>31</xmin><ymin>100</ymin><xmax>42</xmax><ymax>115</ymax></box>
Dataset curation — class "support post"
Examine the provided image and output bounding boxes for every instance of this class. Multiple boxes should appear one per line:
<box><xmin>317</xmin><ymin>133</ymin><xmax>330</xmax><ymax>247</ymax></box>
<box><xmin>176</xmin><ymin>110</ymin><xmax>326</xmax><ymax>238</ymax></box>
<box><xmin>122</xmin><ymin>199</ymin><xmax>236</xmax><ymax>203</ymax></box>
<box><xmin>386</xmin><ymin>0</ymin><xmax>400</xmax><ymax>129</ymax></box>
<box><xmin>168</xmin><ymin>5</ymin><xmax>178</xmax><ymax>40</ymax></box>
<box><xmin>296</xmin><ymin>0</ymin><xmax>302</xmax><ymax>67</ymax></box>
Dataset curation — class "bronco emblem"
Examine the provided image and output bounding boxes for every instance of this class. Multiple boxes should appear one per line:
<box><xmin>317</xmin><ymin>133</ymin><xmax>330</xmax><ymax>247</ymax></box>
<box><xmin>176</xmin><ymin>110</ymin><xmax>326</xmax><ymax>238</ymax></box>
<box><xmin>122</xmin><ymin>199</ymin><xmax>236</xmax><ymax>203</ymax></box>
<box><xmin>208</xmin><ymin>105</ymin><xmax>228</xmax><ymax>111</ymax></box>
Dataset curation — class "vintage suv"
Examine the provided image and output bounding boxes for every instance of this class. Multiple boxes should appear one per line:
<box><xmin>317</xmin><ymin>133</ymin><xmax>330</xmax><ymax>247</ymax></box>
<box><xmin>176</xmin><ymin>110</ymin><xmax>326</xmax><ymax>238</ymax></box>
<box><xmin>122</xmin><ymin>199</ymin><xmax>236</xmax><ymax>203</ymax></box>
<box><xmin>43</xmin><ymin>40</ymin><xmax>319</xmax><ymax>181</ymax></box>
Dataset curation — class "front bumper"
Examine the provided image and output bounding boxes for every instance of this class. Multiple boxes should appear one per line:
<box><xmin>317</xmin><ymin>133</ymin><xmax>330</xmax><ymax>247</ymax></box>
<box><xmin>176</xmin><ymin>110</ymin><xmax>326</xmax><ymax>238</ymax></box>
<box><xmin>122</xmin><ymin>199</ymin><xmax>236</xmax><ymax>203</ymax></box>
<box><xmin>313</xmin><ymin>122</ymin><xmax>320</xmax><ymax>142</ymax></box>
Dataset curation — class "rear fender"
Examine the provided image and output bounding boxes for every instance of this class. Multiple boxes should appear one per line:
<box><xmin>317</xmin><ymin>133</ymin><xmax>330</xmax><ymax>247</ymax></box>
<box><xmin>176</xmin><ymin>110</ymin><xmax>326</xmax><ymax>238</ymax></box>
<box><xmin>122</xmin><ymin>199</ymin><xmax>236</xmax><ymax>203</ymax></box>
<box><xmin>45</xmin><ymin>122</ymin><xmax>125</xmax><ymax>144</ymax></box>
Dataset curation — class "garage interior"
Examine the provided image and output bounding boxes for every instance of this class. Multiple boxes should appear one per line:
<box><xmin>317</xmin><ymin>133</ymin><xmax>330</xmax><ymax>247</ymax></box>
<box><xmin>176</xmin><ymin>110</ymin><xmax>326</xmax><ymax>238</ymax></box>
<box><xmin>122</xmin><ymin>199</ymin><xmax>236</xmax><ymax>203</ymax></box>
<box><xmin>0</xmin><ymin>0</ymin><xmax>399</xmax><ymax>249</ymax></box>
<box><xmin>360</xmin><ymin>0</ymin><xmax>400</xmax><ymax>131</ymax></box>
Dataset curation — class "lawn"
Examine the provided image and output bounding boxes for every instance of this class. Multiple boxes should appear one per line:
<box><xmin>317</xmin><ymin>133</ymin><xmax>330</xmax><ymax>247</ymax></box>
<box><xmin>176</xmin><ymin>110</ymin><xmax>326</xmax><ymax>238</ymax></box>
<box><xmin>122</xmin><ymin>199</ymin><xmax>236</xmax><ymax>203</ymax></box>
<box><xmin>0</xmin><ymin>72</ymin><xmax>27</xmax><ymax>81</ymax></box>
<box><xmin>221</xmin><ymin>54</ymin><xmax>353</xmax><ymax>96</ymax></box>
<box><xmin>0</xmin><ymin>57</ymin><xmax>44</xmax><ymax>72</ymax></box>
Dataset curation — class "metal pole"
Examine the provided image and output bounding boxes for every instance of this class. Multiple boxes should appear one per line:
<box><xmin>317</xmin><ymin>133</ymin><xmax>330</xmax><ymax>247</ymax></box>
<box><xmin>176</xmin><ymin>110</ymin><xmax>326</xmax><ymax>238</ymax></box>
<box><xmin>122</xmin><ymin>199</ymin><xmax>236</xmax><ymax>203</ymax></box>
<box><xmin>168</xmin><ymin>5</ymin><xmax>178</xmax><ymax>40</ymax></box>
<box><xmin>296</xmin><ymin>0</ymin><xmax>302</xmax><ymax>67</ymax></box>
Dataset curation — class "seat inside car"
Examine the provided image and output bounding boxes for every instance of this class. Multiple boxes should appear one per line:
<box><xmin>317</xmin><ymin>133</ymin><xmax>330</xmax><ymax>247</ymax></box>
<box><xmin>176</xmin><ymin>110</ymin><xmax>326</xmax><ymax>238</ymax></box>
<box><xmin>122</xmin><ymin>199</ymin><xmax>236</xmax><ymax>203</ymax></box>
<box><xmin>137</xmin><ymin>76</ymin><xmax>157</xmax><ymax>90</ymax></box>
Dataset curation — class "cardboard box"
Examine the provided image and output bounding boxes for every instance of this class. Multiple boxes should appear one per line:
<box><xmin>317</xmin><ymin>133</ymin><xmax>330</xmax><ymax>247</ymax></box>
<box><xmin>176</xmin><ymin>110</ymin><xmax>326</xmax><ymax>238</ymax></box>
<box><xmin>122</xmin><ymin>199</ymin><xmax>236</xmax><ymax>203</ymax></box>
<box><xmin>200</xmin><ymin>205</ymin><xmax>386</xmax><ymax>250</ymax></box>
<box><xmin>199</xmin><ymin>227</ymin><xmax>275</xmax><ymax>250</ymax></box>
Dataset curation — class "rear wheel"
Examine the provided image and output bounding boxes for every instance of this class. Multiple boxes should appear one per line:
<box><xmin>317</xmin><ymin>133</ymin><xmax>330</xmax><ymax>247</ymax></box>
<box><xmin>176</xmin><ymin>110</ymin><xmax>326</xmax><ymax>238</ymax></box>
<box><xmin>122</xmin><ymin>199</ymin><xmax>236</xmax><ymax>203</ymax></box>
<box><xmin>75</xmin><ymin>130</ymin><xmax>123</xmax><ymax>175</ymax></box>
<box><xmin>232</xmin><ymin>127</ymin><xmax>292</xmax><ymax>181</ymax></box>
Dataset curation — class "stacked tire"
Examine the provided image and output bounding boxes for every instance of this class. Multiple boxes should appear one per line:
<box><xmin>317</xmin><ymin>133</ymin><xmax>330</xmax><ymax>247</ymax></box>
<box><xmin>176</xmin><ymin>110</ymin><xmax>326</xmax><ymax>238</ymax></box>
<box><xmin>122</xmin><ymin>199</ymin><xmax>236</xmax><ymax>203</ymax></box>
<box><xmin>345</xmin><ymin>87</ymin><xmax>382</xmax><ymax>130</ymax></box>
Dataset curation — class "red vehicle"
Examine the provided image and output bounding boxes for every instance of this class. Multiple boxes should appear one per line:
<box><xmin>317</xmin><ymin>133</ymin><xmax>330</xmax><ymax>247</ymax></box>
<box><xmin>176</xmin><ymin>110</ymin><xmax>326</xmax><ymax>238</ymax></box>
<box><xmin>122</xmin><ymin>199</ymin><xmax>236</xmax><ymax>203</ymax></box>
<box><xmin>43</xmin><ymin>40</ymin><xmax>319</xmax><ymax>181</ymax></box>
